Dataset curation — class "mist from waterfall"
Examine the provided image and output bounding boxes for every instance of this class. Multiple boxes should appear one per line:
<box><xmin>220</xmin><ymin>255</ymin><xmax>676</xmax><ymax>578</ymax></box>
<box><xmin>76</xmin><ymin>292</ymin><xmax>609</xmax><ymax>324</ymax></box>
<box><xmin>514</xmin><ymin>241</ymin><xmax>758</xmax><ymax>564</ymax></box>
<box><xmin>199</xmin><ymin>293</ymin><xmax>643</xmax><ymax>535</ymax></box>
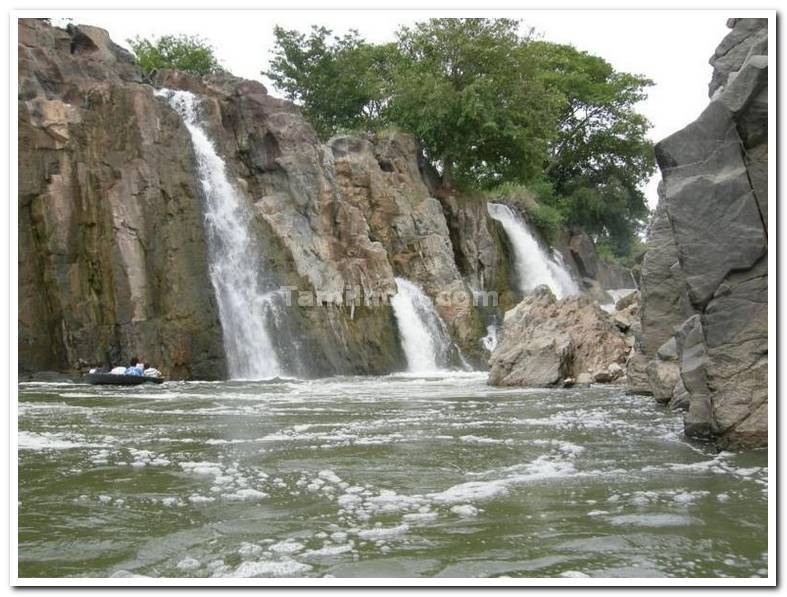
<box><xmin>156</xmin><ymin>88</ymin><xmax>284</xmax><ymax>380</ymax></box>
<box><xmin>487</xmin><ymin>203</ymin><xmax>580</xmax><ymax>299</ymax></box>
<box><xmin>390</xmin><ymin>278</ymin><xmax>453</xmax><ymax>373</ymax></box>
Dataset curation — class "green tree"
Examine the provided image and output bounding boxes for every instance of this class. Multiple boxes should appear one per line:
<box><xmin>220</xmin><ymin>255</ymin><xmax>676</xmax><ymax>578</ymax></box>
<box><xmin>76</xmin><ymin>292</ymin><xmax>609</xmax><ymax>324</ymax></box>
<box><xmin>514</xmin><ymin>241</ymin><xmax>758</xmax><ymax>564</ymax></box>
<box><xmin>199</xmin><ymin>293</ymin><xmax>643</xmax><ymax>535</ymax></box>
<box><xmin>265</xmin><ymin>26</ymin><xmax>395</xmax><ymax>139</ymax></box>
<box><xmin>265</xmin><ymin>19</ymin><xmax>655</xmax><ymax>258</ymax></box>
<box><xmin>386</xmin><ymin>19</ymin><xmax>558</xmax><ymax>188</ymax></box>
<box><xmin>128</xmin><ymin>34</ymin><xmax>222</xmax><ymax>76</ymax></box>
<box><xmin>528</xmin><ymin>42</ymin><xmax>656</xmax><ymax>256</ymax></box>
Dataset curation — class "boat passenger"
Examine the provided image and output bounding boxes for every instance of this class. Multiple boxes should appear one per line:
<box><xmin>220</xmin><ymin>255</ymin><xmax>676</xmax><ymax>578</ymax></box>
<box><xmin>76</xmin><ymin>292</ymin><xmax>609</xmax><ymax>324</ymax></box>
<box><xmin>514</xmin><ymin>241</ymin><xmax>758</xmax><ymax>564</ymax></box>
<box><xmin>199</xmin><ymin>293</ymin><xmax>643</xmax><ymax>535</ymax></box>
<box><xmin>125</xmin><ymin>357</ymin><xmax>144</xmax><ymax>377</ymax></box>
<box><xmin>143</xmin><ymin>363</ymin><xmax>162</xmax><ymax>378</ymax></box>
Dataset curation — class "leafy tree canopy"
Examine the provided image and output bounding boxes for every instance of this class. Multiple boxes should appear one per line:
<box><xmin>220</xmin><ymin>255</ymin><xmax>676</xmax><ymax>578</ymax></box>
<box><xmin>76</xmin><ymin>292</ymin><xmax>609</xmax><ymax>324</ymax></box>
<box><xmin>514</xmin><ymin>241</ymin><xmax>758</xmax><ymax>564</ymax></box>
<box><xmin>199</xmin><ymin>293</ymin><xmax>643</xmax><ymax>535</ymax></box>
<box><xmin>128</xmin><ymin>34</ymin><xmax>222</xmax><ymax>76</ymax></box>
<box><xmin>264</xmin><ymin>18</ymin><xmax>655</xmax><ymax>258</ymax></box>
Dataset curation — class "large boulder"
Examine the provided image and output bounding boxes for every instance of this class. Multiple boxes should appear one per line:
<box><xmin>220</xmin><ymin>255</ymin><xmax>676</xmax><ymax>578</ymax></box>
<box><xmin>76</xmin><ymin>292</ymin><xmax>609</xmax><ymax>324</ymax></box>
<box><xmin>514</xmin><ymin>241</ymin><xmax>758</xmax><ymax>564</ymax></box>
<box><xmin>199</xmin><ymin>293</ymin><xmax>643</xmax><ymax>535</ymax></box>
<box><xmin>488</xmin><ymin>286</ymin><xmax>629</xmax><ymax>387</ymax></box>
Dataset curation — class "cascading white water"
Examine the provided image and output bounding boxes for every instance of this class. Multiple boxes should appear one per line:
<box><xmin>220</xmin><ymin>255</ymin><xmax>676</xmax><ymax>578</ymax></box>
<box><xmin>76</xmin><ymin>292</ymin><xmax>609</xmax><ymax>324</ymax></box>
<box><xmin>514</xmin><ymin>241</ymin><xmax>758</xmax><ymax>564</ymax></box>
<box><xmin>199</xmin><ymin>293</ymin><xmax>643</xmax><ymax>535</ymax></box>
<box><xmin>156</xmin><ymin>89</ymin><xmax>283</xmax><ymax>379</ymax></box>
<box><xmin>390</xmin><ymin>278</ymin><xmax>453</xmax><ymax>373</ymax></box>
<box><xmin>480</xmin><ymin>321</ymin><xmax>499</xmax><ymax>353</ymax></box>
<box><xmin>487</xmin><ymin>203</ymin><xmax>580</xmax><ymax>299</ymax></box>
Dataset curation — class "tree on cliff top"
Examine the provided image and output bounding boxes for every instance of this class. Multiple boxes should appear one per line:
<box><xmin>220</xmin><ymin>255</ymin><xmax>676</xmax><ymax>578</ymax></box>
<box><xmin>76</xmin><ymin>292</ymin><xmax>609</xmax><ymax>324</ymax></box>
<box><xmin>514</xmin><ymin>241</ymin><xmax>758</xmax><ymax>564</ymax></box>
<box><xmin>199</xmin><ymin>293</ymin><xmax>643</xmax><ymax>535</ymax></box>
<box><xmin>266</xmin><ymin>19</ymin><xmax>557</xmax><ymax>189</ymax></box>
<box><xmin>265</xmin><ymin>18</ymin><xmax>655</xmax><ymax>258</ymax></box>
<box><xmin>128</xmin><ymin>34</ymin><xmax>222</xmax><ymax>76</ymax></box>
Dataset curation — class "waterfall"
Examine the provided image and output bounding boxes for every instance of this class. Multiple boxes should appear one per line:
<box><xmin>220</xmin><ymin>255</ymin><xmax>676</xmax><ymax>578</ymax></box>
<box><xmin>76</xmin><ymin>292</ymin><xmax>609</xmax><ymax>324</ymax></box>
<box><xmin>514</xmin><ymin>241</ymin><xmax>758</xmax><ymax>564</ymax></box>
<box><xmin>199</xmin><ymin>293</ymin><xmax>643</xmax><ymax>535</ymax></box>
<box><xmin>156</xmin><ymin>89</ymin><xmax>284</xmax><ymax>380</ymax></box>
<box><xmin>390</xmin><ymin>278</ymin><xmax>452</xmax><ymax>373</ymax></box>
<box><xmin>487</xmin><ymin>203</ymin><xmax>580</xmax><ymax>299</ymax></box>
<box><xmin>481</xmin><ymin>320</ymin><xmax>499</xmax><ymax>353</ymax></box>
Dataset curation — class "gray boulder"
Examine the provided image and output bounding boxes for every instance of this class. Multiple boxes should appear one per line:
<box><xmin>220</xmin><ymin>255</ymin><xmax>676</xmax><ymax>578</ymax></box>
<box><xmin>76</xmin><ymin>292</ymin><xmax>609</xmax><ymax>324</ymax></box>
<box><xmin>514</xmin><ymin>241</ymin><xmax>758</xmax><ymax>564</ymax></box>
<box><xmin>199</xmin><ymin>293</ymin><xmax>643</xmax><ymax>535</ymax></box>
<box><xmin>488</xmin><ymin>286</ymin><xmax>629</xmax><ymax>387</ymax></box>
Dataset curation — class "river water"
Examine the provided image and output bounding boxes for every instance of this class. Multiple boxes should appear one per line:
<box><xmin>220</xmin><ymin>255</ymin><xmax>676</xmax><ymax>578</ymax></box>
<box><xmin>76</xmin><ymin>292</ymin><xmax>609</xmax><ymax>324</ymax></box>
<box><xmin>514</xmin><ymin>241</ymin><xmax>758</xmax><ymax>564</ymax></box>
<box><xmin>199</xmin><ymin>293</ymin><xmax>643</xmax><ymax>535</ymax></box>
<box><xmin>17</xmin><ymin>374</ymin><xmax>768</xmax><ymax>579</ymax></box>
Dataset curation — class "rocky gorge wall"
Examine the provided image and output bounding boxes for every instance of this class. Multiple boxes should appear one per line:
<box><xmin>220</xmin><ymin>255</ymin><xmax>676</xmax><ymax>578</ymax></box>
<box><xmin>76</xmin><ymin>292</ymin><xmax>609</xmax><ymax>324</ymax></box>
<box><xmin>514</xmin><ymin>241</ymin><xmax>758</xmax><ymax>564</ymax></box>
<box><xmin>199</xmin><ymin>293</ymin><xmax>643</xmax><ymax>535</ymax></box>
<box><xmin>22</xmin><ymin>19</ymin><xmax>623</xmax><ymax>380</ymax></box>
<box><xmin>18</xmin><ymin>19</ymin><xmax>638</xmax><ymax>381</ymax></box>
<box><xmin>627</xmin><ymin>18</ymin><xmax>769</xmax><ymax>449</ymax></box>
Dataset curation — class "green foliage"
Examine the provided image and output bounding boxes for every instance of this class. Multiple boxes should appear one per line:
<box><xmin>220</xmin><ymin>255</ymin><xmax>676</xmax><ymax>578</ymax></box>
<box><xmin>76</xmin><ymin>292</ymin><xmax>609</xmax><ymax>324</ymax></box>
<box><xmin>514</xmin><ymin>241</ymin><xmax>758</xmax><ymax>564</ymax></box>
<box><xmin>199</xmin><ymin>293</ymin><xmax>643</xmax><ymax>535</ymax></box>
<box><xmin>265</xmin><ymin>26</ymin><xmax>396</xmax><ymax>139</ymax></box>
<box><xmin>528</xmin><ymin>41</ymin><xmax>656</xmax><ymax>257</ymax></box>
<box><xmin>264</xmin><ymin>18</ymin><xmax>655</xmax><ymax>259</ymax></box>
<box><xmin>128</xmin><ymin>34</ymin><xmax>222</xmax><ymax>76</ymax></box>
<box><xmin>385</xmin><ymin>19</ymin><xmax>557</xmax><ymax>189</ymax></box>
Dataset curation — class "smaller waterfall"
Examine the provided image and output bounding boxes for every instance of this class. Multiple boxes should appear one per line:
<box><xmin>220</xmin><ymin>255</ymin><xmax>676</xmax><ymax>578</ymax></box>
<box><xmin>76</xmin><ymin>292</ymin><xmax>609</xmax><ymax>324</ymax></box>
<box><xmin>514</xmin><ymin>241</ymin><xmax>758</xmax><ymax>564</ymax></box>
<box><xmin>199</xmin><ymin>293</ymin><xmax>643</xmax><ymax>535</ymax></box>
<box><xmin>487</xmin><ymin>203</ymin><xmax>580</xmax><ymax>299</ymax></box>
<box><xmin>390</xmin><ymin>278</ymin><xmax>453</xmax><ymax>373</ymax></box>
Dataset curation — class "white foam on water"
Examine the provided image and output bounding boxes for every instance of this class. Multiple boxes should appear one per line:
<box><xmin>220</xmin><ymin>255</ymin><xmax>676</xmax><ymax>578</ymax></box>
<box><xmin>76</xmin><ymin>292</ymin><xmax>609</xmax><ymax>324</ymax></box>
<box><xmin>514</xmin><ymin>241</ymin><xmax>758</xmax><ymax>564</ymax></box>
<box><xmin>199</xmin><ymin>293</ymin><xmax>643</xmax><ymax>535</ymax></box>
<box><xmin>18</xmin><ymin>431</ymin><xmax>109</xmax><ymax>451</ymax></box>
<box><xmin>459</xmin><ymin>435</ymin><xmax>513</xmax><ymax>445</ymax></box>
<box><xmin>356</xmin><ymin>523</ymin><xmax>410</xmax><ymax>540</ymax></box>
<box><xmin>487</xmin><ymin>203</ymin><xmax>579</xmax><ymax>299</ymax></box>
<box><xmin>176</xmin><ymin>557</ymin><xmax>201</xmax><ymax>571</ymax></box>
<box><xmin>224</xmin><ymin>488</ymin><xmax>268</xmax><ymax>501</ymax></box>
<box><xmin>179</xmin><ymin>461</ymin><xmax>223</xmax><ymax>476</ymax></box>
<box><xmin>607</xmin><ymin>513</ymin><xmax>700</xmax><ymax>527</ymax></box>
<box><xmin>229</xmin><ymin>558</ymin><xmax>312</xmax><ymax>578</ymax></box>
<box><xmin>238</xmin><ymin>543</ymin><xmax>263</xmax><ymax>557</ymax></box>
<box><xmin>450</xmin><ymin>504</ymin><xmax>479</xmax><ymax>517</ymax></box>
<box><xmin>560</xmin><ymin>571</ymin><xmax>590</xmax><ymax>578</ymax></box>
<box><xmin>269</xmin><ymin>539</ymin><xmax>305</xmax><ymax>555</ymax></box>
<box><xmin>300</xmin><ymin>544</ymin><xmax>354</xmax><ymax>560</ymax></box>
<box><xmin>402</xmin><ymin>511</ymin><xmax>439</xmax><ymax>523</ymax></box>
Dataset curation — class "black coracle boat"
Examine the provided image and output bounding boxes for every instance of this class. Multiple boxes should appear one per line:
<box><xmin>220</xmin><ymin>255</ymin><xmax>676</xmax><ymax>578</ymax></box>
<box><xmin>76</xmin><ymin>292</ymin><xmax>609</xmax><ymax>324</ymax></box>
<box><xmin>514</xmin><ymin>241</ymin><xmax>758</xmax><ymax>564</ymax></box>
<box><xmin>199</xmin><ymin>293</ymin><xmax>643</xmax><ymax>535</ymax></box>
<box><xmin>84</xmin><ymin>373</ymin><xmax>165</xmax><ymax>385</ymax></box>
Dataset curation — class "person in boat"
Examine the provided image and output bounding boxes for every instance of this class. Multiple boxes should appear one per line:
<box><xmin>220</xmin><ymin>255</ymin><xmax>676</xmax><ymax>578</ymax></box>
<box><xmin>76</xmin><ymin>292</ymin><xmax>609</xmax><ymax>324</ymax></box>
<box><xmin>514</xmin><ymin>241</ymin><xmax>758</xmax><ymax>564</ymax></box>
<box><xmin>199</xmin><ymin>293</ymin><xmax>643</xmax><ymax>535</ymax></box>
<box><xmin>125</xmin><ymin>357</ymin><xmax>145</xmax><ymax>377</ymax></box>
<box><xmin>143</xmin><ymin>362</ymin><xmax>162</xmax><ymax>378</ymax></box>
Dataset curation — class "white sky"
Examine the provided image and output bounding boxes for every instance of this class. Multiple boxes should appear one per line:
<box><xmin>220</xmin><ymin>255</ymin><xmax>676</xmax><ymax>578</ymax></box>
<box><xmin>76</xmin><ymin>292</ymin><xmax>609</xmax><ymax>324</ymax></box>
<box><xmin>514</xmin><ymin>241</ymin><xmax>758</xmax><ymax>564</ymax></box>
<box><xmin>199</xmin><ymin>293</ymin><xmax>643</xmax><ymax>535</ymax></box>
<box><xmin>50</xmin><ymin>10</ymin><xmax>731</xmax><ymax>209</ymax></box>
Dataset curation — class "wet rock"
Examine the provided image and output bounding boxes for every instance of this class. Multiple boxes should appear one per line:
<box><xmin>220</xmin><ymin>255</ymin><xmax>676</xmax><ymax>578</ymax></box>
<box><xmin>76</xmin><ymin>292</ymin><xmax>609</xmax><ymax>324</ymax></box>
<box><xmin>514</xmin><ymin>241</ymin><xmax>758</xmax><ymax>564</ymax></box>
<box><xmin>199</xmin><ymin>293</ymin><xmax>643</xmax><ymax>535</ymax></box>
<box><xmin>615</xmin><ymin>289</ymin><xmax>639</xmax><ymax>311</ymax></box>
<box><xmin>607</xmin><ymin>362</ymin><xmax>624</xmax><ymax>380</ymax></box>
<box><xmin>669</xmin><ymin>377</ymin><xmax>691</xmax><ymax>412</ymax></box>
<box><xmin>593</xmin><ymin>370</ymin><xmax>613</xmax><ymax>384</ymax></box>
<box><xmin>656</xmin><ymin>337</ymin><xmax>679</xmax><ymax>362</ymax></box>
<box><xmin>576</xmin><ymin>373</ymin><xmax>593</xmax><ymax>386</ymax></box>
<box><xmin>625</xmin><ymin>352</ymin><xmax>652</xmax><ymax>395</ymax></box>
<box><xmin>646</xmin><ymin>359</ymin><xmax>681</xmax><ymax>405</ymax></box>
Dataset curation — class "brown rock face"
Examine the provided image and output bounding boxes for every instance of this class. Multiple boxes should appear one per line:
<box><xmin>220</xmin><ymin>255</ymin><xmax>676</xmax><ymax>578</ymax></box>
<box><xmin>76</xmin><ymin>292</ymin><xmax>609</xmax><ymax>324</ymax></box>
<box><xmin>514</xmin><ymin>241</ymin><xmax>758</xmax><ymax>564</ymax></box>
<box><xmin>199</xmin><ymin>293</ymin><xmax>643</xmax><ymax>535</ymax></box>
<box><xmin>488</xmin><ymin>287</ymin><xmax>630</xmax><ymax>387</ymax></box>
<box><xmin>18</xmin><ymin>19</ymin><xmax>226</xmax><ymax>379</ymax></box>
<box><xmin>631</xmin><ymin>18</ymin><xmax>768</xmax><ymax>449</ymax></box>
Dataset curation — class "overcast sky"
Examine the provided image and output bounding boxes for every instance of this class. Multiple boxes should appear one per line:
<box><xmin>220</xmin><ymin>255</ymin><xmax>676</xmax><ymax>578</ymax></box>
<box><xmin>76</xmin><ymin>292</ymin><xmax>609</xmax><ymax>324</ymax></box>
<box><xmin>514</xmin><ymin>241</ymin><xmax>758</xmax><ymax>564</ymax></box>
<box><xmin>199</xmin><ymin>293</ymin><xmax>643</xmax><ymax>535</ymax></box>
<box><xmin>51</xmin><ymin>10</ymin><xmax>731</xmax><ymax>209</ymax></box>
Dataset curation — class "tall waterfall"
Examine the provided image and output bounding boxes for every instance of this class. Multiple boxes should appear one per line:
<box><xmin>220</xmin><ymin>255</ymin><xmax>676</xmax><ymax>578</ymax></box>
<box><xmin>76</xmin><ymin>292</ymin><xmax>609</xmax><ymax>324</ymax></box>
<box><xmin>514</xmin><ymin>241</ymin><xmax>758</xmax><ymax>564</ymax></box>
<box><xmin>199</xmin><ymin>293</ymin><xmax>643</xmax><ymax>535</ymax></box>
<box><xmin>390</xmin><ymin>278</ymin><xmax>452</xmax><ymax>373</ymax></box>
<box><xmin>156</xmin><ymin>89</ymin><xmax>283</xmax><ymax>379</ymax></box>
<box><xmin>487</xmin><ymin>203</ymin><xmax>580</xmax><ymax>299</ymax></box>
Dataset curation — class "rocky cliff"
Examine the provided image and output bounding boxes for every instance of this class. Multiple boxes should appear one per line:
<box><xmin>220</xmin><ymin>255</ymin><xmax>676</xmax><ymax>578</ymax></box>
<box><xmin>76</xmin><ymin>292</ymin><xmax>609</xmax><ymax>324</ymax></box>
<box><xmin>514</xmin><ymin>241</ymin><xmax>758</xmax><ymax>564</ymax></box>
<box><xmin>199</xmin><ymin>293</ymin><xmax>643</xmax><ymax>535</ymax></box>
<box><xmin>628</xmin><ymin>18</ymin><xmax>768</xmax><ymax>449</ymax></box>
<box><xmin>18</xmin><ymin>19</ymin><xmax>524</xmax><ymax>379</ymax></box>
<box><xmin>18</xmin><ymin>19</ymin><xmax>639</xmax><ymax>381</ymax></box>
<box><xmin>18</xmin><ymin>20</ymin><xmax>227</xmax><ymax>379</ymax></box>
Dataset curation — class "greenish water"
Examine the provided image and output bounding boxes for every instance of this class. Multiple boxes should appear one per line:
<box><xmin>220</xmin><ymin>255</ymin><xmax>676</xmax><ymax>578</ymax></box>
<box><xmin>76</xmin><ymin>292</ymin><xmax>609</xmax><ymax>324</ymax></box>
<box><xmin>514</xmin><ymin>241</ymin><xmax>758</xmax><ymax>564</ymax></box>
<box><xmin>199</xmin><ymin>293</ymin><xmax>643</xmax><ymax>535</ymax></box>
<box><xmin>18</xmin><ymin>374</ymin><xmax>768</xmax><ymax>579</ymax></box>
